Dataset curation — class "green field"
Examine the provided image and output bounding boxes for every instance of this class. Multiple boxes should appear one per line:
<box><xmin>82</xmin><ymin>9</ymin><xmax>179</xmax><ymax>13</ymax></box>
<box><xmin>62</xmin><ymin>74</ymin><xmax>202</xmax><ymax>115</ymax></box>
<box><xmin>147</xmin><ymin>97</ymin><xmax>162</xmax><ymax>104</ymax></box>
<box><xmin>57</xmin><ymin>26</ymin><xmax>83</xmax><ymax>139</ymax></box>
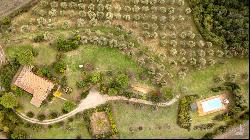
<box><xmin>111</xmin><ymin>101</ymin><xmax>219</xmax><ymax>139</ymax></box>
<box><xmin>65</xmin><ymin>45</ymin><xmax>142</xmax><ymax>74</ymax></box>
<box><xmin>176</xmin><ymin>58</ymin><xmax>249</xmax><ymax>99</ymax></box>
<box><xmin>28</xmin><ymin>116</ymin><xmax>91</xmax><ymax>139</ymax></box>
<box><xmin>34</xmin><ymin>45</ymin><xmax>57</xmax><ymax>66</ymax></box>
<box><xmin>64</xmin><ymin>45</ymin><xmax>145</xmax><ymax>100</ymax></box>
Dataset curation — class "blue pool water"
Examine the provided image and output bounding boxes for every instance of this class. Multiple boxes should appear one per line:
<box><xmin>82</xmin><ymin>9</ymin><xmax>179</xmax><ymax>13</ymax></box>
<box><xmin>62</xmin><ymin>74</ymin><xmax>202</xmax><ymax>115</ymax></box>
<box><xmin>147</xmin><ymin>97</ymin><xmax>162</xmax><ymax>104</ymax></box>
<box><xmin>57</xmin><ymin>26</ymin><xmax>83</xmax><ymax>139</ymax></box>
<box><xmin>201</xmin><ymin>98</ymin><xmax>223</xmax><ymax>112</ymax></box>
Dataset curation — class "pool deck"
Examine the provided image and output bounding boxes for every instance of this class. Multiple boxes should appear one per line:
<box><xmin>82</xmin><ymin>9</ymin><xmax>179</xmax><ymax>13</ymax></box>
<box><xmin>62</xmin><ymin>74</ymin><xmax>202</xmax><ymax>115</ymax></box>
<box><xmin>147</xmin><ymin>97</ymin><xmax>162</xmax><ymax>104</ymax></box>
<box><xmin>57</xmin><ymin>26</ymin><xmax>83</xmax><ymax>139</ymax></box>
<box><xmin>197</xmin><ymin>94</ymin><xmax>227</xmax><ymax>116</ymax></box>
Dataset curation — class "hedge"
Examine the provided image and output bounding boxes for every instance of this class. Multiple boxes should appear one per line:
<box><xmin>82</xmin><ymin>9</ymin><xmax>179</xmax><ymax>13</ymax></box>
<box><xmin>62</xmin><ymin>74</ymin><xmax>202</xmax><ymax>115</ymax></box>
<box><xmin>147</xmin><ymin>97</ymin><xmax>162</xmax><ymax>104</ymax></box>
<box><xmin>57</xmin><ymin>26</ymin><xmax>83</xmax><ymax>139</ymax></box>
<box><xmin>177</xmin><ymin>95</ymin><xmax>199</xmax><ymax>130</ymax></box>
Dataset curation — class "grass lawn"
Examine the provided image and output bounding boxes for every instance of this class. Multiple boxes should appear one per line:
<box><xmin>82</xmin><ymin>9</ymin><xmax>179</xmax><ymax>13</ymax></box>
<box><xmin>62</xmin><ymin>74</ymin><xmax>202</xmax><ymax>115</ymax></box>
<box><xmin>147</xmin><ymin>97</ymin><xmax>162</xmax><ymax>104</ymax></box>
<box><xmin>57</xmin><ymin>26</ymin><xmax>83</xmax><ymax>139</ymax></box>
<box><xmin>64</xmin><ymin>45</ymin><xmax>145</xmax><ymax>100</ymax></box>
<box><xmin>17</xmin><ymin>93</ymin><xmax>65</xmax><ymax>116</ymax></box>
<box><xmin>65</xmin><ymin>45</ymin><xmax>142</xmax><ymax>73</ymax></box>
<box><xmin>28</xmin><ymin>116</ymin><xmax>91</xmax><ymax>139</ymax></box>
<box><xmin>4</xmin><ymin>45</ymin><xmax>33</xmax><ymax>60</ymax></box>
<box><xmin>111</xmin><ymin>101</ymin><xmax>220</xmax><ymax>139</ymax></box>
<box><xmin>175</xmin><ymin>58</ymin><xmax>249</xmax><ymax>99</ymax></box>
<box><xmin>34</xmin><ymin>45</ymin><xmax>57</xmax><ymax>66</ymax></box>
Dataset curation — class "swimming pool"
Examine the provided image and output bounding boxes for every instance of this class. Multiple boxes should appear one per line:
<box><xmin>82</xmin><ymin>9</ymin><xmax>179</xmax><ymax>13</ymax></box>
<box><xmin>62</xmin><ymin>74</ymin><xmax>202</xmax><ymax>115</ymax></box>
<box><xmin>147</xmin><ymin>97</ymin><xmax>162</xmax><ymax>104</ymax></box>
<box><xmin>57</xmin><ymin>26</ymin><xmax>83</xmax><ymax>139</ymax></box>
<box><xmin>201</xmin><ymin>97</ymin><xmax>223</xmax><ymax>113</ymax></box>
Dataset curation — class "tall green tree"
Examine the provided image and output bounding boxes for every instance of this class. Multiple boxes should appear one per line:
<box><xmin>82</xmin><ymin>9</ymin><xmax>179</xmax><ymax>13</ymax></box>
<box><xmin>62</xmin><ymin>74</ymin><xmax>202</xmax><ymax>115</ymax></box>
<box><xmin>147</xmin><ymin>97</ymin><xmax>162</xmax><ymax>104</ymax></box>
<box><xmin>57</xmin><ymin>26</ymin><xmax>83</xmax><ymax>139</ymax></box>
<box><xmin>63</xmin><ymin>101</ymin><xmax>76</xmax><ymax>113</ymax></box>
<box><xmin>115</xmin><ymin>74</ymin><xmax>129</xmax><ymax>89</ymax></box>
<box><xmin>16</xmin><ymin>49</ymin><xmax>34</xmax><ymax>65</ymax></box>
<box><xmin>0</xmin><ymin>92</ymin><xmax>18</xmax><ymax>109</ymax></box>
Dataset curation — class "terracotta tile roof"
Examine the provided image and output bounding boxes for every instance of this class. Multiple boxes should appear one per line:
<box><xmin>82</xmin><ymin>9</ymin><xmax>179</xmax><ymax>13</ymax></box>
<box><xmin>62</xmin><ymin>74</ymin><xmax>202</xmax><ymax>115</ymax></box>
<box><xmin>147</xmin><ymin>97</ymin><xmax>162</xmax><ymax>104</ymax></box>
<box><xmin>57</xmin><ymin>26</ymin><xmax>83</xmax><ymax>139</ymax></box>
<box><xmin>13</xmin><ymin>66</ymin><xmax>54</xmax><ymax>107</ymax></box>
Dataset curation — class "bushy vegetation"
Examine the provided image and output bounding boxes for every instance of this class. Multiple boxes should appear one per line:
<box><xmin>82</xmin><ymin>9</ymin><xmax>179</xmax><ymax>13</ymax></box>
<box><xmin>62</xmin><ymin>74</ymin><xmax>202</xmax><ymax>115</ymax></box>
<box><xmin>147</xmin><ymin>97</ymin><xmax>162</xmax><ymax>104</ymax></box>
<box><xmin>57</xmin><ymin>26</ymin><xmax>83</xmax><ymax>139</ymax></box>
<box><xmin>33</xmin><ymin>34</ymin><xmax>45</xmax><ymax>42</ymax></box>
<box><xmin>52</xmin><ymin>59</ymin><xmax>66</xmax><ymax>74</ymax></box>
<box><xmin>0</xmin><ymin>60</ymin><xmax>20</xmax><ymax>91</ymax></box>
<box><xmin>10</xmin><ymin>128</ymin><xmax>28</xmax><ymax>139</ymax></box>
<box><xmin>0</xmin><ymin>17</ymin><xmax>11</xmax><ymax>26</ymax></box>
<box><xmin>37</xmin><ymin>113</ymin><xmax>46</xmax><ymax>121</ymax></box>
<box><xmin>213</xmin><ymin>82</ymin><xmax>248</xmax><ymax>121</ymax></box>
<box><xmin>6</xmin><ymin>45</ymin><xmax>37</xmax><ymax>65</ymax></box>
<box><xmin>0</xmin><ymin>105</ymin><xmax>25</xmax><ymax>139</ymax></box>
<box><xmin>203</xmin><ymin>110</ymin><xmax>249</xmax><ymax>139</ymax></box>
<box><xmin>193</xmin><ymin>123</ymin><xmax>215</xmax><ymax>130</ymax></box>
<box><xmin>0</xmin><ymin>92</ymin><xmax>18</xmax><ymax>109</ymax></box>
<box><xmin>177</xmin><ymin>95</ymin><xmax>198</xmax><ymax>130</ymax></box>
<box><xmin>54</xmin><ymin>34</ymin><xmax>81</xmax><ymax>52</ymax></box>
<box><xmin>189</xmin><ymin>0</ymin><xmax>249</xmax><ymax>57</ymax></box>
<box><xmin>63</xmin><ymin>101</ymin><xmax>76</xmax><ymax>113</ymax></box>
<box><xmin>148</xmin><ymin>90</ymin><xmax>161</xmax><ymax>103</ymax></box>
<box><xmin>160</xmin><ymin>87</ymin><xmax>174</xmax><ymax>101</ymax></box>
<box><xmin>26</xmin><ymin>111</ymin><xmax>35</xmax><ymax>118</ymax></box>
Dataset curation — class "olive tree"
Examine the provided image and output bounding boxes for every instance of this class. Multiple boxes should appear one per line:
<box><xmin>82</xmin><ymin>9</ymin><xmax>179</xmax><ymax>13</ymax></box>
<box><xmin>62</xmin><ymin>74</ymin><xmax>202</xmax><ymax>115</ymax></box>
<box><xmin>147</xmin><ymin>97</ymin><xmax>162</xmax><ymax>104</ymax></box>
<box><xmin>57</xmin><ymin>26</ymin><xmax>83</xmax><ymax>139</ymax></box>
<box><xmin>170</xmin><ymin>48</ymin><xmax>178</xmax><ymax>56</ymax></box>
<box><xmin>179</xmin><ymin>57</ymin><xmax>187</xmax><ymax>65</ymax></box>
<box><xmin>185</xmin><ymin>8</ymin><xmax>192</xmax><ymax>14</ymax></box>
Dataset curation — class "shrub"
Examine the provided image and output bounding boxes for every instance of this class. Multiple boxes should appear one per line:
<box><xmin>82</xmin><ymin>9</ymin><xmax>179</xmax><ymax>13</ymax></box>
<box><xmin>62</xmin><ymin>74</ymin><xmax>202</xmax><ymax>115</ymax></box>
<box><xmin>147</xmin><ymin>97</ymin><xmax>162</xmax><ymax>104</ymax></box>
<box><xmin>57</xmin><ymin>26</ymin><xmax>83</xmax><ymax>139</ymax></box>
<box><xmin>149</xmin><ymin>90</ymin><xmax>161</xmax><ymax>103</ymax></box>
<box><xmin>213</xmin><ymin>75</ymin><xmax>224</xmax><ymax>83</ymax></box>
<box><xmin>76</xmin><ymin>81</ymin><xmax>86</xmax><ymax>88</ymax></box>
<box><xmin>0</xmin><ymin>60</ymin><xmax>20</xmax><ymax>91</ymax></box>
<box><xmin>34</xmin><ymin>66</ymin><xmax>52</xmax><ymax>79</ymax></box>
<box><xmin>211</xmin><ymin>86</ymin><xmax>223</xmax><ymax>92</ymax></box>
<box><xmin>202</xmin><ymin>133</ymin><xmax>213</xmax><ymax>139</ymax></box>
<box><xmin>60</xmin><ymin>76</ymin><xmax>68</xmax><ymax>88</ymax></box>
<box><xmin>9</xmin><ymin>45</ymin><xmax>35</xmax><ymax>65</ymax></box>
<box><xmin>33</xmin><ymin>34</ymin><xmax>45</xmax><ymax>42</ymax></box>
<box><xmin>63</xmin><ymin>101</ymin><xmax>76</xmax><ymax>113</ymax></box>
<box><xmin>240</xmin><ymin>72</ymin><xmax>249</xmax><ymax>80</ymax></box>
<box><xmin>108</xmin><ymin>88</ymin><xmax>118</xmax><ymax>96</ymax></box>
<box><xmin>81</xmin><ymin>90</ymin><xmax>89</xmax><ymax>99</ymax></box>
<box><xmin>49</xmin><ymin>112</ymin><xmax>58</xmax><ymax>119</ymax></box>
<box><xmin>10</xmin><ymin>128</ymin><xmax>28</xmax><ymax>139</ymax></box>
<box><xmin>123</xmin><ymin>91</ymin><xmax>133</xmax><ymax>99</ymax></box>
<box><xmin>0</xmin><ymin>92</ymin><xmax>18</xmax><ymax>109</ymax></box>
<box><xmin>52</xmin><ymin>60</ymin><xmax>66</xmax><ymax>74</ymax></box>
<box><xmin>47</xmin><ymin>92</ymin><xmax>54</xmax><ymax>102</ymax></box>
<box><xmin>26</xmin><ymin>111</ymin><xmax>34</xmax><ymax>118</ymax></box>
<box><xmin>55</xmin><ymin>35</ymin><xmax>81</xmax><ymax>52</ymax></box>
<box><xmin>115</xmin><ymin>73</ymin><xmax>130</xmax><ymax>89</ymax></box>
<box><xmin>1</xmin><ymin>17</ymin><xmax>11</xmax><ymax>25</ymax></box>
<box><xmin>90</xmin><ymin>72</ymin><xmax>102</xmax><ymax>84</ymax></box>
<box><xmin>193</xmin><ymin>123</ymin><xmax>215</xmax><ymax>130</ymax></box>
<box><xmin>76</xmin><ymin>135</ymin><xmax>81</xmax><ymax>139</ymax></box>
<box><xmin>161</xmin><ymin>87</ymin><xmax>174</xmax><ymax>101</ymax></box>
<box><xmin>17</xmin><ymin>49</ymin><xmax>34</xmax><ymax>65</ymax></box>
<box><xmin>37</xmin><ymin>114</ymin><xmax>46</xmax><ymax>121</ymax></box>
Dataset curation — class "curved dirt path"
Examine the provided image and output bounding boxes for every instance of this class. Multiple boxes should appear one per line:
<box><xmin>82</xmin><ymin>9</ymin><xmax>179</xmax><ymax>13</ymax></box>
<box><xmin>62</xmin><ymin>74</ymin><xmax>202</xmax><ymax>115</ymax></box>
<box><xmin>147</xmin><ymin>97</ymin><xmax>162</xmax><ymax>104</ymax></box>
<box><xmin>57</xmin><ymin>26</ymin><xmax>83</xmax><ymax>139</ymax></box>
<box><xmin>17</xmin><ymin>88</ymin><xmax>180</xmax><ymax>125</ymax></box>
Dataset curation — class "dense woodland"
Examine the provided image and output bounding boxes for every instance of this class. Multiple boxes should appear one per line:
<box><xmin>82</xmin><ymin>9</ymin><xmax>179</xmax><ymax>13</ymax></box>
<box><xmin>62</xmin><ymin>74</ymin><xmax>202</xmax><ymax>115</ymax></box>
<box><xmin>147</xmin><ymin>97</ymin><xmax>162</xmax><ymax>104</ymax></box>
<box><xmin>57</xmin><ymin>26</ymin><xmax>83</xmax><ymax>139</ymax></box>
<box><xmin>189</xmin><ymin>0</ymin><xmax>249</xmax><ymax>57</ymax></box>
